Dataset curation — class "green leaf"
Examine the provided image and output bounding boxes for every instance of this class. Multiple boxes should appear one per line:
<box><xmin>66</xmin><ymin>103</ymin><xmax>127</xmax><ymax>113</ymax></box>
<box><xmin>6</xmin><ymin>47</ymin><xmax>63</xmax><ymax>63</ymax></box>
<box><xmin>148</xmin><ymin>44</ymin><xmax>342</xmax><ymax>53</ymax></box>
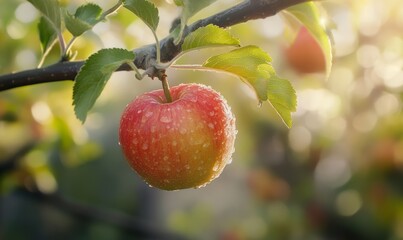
<box><xmin>123</xmin><ymin>0</ymin><xmax>159</xmax><ymax>31</ymax></box>
<box><xmin>75</xmin><ymin>3</ymin><xmax>103</xmax><ymax>25</ymax></box>
<box><xmin>64</xmin><ymin>3</ymin><xmax>103</xmax><ymax>36</ymax></box>
<box><xmin>38</xmin><ymin>17</ymin><xmax>57</xmax><ymax>53</ymax></box>
<box><xmin>73</xmin><ymin>48</ymin><xmax>135</xmax><ymax>122</ymax></box>
<box><xmin>203</xmin><ymin>46</ymin><xmax>272</xmax><ymax>100</ymax></box>
<box><xmin>173</xmin><ymin>0</ymin><xmax>183</xmax><ymax>6</ymax></box>
<box><xmin>285</xmin><ymin>2</ymin><xmax>332</xmax><ymax>77</ymax></box>
<box><xmin>267</xmin><ymin>77</ymin><xmax>296</xmax><ymax>128</ymax></box>
<box><xmin>181</xmin><ymin>0</ymin><xmax>216</xmax><ymax>20</ymax></box>
<box><xmin>175</xmin><ymin>0</ymin><xmax>217</xmax><ymax>44</ymax></box>
<box><xmin>28</xmin><ymin>0</ymin><xmax>61</xmax><ymax>31</ymax></box>
<box><xmin>182</xmin><ymin>24</ymin><xmax>240</xmax><ymax>51</ymax></box>
<box><xmin>203</xmin><ymin>46</ymin><xmax>296</xmax><ymax>128</ymax></box>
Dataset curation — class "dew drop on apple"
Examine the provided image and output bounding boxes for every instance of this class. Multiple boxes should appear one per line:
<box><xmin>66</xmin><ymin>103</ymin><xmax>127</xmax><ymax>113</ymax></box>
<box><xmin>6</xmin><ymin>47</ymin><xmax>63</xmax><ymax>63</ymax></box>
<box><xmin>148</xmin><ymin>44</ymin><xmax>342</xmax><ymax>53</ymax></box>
<box><xmin>179</xmin><ymin>128</ymin><xmax>187</xmax><ymax>134</ymax></box>
<box><xmin>227</xmin><ymin>158</ymin><xmax>233</xmax><ymax>164</ymax></box>
<box><xmin>160</xmin><ymin>115</ymin><xmax>172</xmax><ymax>123</ymax></box>
<box><xmin>213</xmin><ymin>162</ymin><xmax>220</xmax><ymax>172</ymax></box>
<box><xmin>202</xmin><ymin>142</ymin><xmax>210</xmax><ymax>148</ymax></box>
<box><xmin>145</xmin><ymin>111</ymin><xmax>153</xmax><ymax>117</ymax></box>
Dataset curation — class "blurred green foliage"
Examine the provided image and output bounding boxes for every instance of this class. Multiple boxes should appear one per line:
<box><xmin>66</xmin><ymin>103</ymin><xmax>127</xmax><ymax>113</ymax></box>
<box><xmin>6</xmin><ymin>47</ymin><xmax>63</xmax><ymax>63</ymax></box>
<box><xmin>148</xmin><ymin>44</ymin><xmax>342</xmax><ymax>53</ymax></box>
<box><xmin>1</xmin><ymin>0</ymin><xmax>403</xmax><ymax>239</ymax></box>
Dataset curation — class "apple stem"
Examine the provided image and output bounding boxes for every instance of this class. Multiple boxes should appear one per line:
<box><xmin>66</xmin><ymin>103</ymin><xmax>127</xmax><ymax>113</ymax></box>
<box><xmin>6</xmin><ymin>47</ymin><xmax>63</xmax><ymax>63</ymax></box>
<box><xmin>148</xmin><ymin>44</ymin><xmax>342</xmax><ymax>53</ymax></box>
<box><xmin>161</xmin><ymin>74</ymin><xmax>173</xmax><ymax>103</ymax></box>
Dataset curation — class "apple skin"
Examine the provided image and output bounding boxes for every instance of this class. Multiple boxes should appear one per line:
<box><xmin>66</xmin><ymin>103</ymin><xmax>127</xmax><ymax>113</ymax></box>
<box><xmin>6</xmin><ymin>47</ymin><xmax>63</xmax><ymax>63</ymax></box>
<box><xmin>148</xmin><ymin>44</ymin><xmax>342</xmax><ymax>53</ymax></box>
<box><xmin>119</xmin><ymin>83</ymin><xmax>236</xmax><ymax>190</ymax></box>
<box><xmin>285</xmin><ymin>27</ymin><xmax>326</xmax><ymax>74</ymax></box>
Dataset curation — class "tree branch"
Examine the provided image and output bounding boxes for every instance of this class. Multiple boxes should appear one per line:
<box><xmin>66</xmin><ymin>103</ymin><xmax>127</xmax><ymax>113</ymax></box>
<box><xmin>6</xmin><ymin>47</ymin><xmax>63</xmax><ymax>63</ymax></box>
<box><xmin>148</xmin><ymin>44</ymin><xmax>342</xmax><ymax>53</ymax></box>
<box><xmin>0</xmin><ymin>141</ymin><xmax>37</xmax><ymax>175</ymax></box>
<box><xmin>17</xmin><ymin>187</ymin><xmax>188</xmax><ymax>240</ymax></box>
<box><xmin>0</xmin><ymin>0</ymin><xmax>312</xmax><ymax>91</ymax></box>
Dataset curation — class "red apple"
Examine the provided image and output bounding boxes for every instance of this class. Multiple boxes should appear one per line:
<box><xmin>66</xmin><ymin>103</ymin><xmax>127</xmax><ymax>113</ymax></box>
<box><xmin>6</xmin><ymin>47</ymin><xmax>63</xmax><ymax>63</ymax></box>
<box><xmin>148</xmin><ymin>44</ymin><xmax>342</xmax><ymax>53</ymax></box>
<box><xmin>119</xmin><ymin>83</ymin><xmax>236</xmax><ymax>190</ymax></box>
<box><xmin>285</xmin><ymin>26</ymin><xmax>326</xmax><ymax>74</ymax></box>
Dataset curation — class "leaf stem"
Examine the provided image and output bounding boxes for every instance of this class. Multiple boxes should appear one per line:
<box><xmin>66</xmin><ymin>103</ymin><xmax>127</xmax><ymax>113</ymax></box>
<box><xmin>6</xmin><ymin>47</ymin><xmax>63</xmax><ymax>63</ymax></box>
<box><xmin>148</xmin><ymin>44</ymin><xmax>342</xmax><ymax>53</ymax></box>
<box><xmin>38</xmin><ymin>39</ymin><xmax>58</xmax><ymax>68</ymax></box>
<box><xmin>65</xmin><ymin>36</ymin><xmax>77</xmax><ymax>56</ymax></box>
<box><xmin>100</xmin><ymin>0</ymin><xmax>123</xmax><ymax>20</ymax></box>
<box><xmin>57</xmin><ymin>32</ymin><xmax>67</xmax><ymax>59</ymax></box>
<box><xmin>161</xmin><ymin>75</ymin><xmax>172</xmax><ymax>103</ymax></box>
<box><xmin>170</xmin><ymin>64</ymin><xmax>206</xmax><ymax>70</ymax></box>
<box><xmin>127</xmin><ymin>61</ymin><xmax>143</xmax><ymax>80</ymax></box>
<box><xmin>152</xmin><ymin>31</ymin><xmax>161</xmax><ymax>64</ymax></box>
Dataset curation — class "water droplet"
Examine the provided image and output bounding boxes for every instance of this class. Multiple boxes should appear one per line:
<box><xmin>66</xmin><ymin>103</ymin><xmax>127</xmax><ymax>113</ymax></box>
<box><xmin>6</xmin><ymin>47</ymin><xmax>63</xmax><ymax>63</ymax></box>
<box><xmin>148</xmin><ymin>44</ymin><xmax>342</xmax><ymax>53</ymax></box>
<box><xmin>145</xmin><ymin>111</ymin><xmax>153</xmax><ymax>117</ymax></box>
<box><xmin>194</xmin><ymin>183</ymin><xmax>208</xmax><ymax>189</ymax></box>
<box><xmin>213</xmin><ymin>162</ymin><xmax>220</xmax><ymax>172</ymax></box>
<box><xmin>202</xmin><ymin>143</ymin><xmax>210</xmax><ymax>148</ymax></box>
<box><xmin>137</xmin><ymin>110</ymin><xmax>142</xmax><ymax>114</ymax></box>
<box><xmin>142</xmin><ymin>143</ymin><xmax>148</xmax><ymax>150</ymax></box>
<box><xmin>179</xmin><ymin>128</ymin><xmax>187</xmax><ymax>134</ymax></box>
<box><xmin>208</xmin><ymin>123</ymin><xmax>214</xmax><ymax>129</ymax></box>
<box><xmin>160</xmin><ymin>116</ymin><xmax>172</xmax><ymax>123</ymax></box>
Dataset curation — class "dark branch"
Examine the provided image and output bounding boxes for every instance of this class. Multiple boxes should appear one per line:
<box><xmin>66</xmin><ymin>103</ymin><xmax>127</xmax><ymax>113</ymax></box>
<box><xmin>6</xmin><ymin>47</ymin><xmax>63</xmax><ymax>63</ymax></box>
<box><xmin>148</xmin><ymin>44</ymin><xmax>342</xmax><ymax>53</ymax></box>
<box><xmin>17</xmin><ymin>187</ymin><xmax>188</xmax><ymax>240</ymax></box>
<box><xmin>0</xmin><ymin>0</ymin><xmax>312</xmax><ymax>91</ymax></box>
<box><xmin>0</xmin><ymin>141</ymin><xmax>37</xmax><ymax>175</ymax></box>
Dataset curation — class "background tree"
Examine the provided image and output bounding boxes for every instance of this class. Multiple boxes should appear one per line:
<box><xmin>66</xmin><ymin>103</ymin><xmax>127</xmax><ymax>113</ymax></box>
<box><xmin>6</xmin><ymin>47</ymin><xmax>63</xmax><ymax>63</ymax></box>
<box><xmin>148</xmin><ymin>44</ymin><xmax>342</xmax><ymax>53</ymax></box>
<box><xmin>1</xmin><ymin>0</ymin><xmax>403</xmax><ymax>239</ymax></box>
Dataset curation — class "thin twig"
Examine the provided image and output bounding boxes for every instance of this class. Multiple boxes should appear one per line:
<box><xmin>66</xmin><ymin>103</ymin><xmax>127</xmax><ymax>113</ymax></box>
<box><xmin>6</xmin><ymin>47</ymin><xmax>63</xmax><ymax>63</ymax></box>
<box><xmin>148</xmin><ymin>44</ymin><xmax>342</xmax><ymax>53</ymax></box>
<box><xmin>0</xmin><ymin>141</ymin><xmax>37</xmax><ymax>175</ymax></box>
<box><xmin>16</xmin><ymin>187</ymin><xmax>188</xmax><ymax>240</ymax></box>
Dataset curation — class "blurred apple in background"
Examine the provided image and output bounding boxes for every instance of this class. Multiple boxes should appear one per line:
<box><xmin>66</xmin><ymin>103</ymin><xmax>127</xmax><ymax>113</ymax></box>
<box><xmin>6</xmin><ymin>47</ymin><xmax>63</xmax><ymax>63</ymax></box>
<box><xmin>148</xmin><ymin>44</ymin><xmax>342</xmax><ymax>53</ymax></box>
<box><xmin>284</xmin><ymin>26</ymin><xmax>326</xmax><ymax>74</ymax></box>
